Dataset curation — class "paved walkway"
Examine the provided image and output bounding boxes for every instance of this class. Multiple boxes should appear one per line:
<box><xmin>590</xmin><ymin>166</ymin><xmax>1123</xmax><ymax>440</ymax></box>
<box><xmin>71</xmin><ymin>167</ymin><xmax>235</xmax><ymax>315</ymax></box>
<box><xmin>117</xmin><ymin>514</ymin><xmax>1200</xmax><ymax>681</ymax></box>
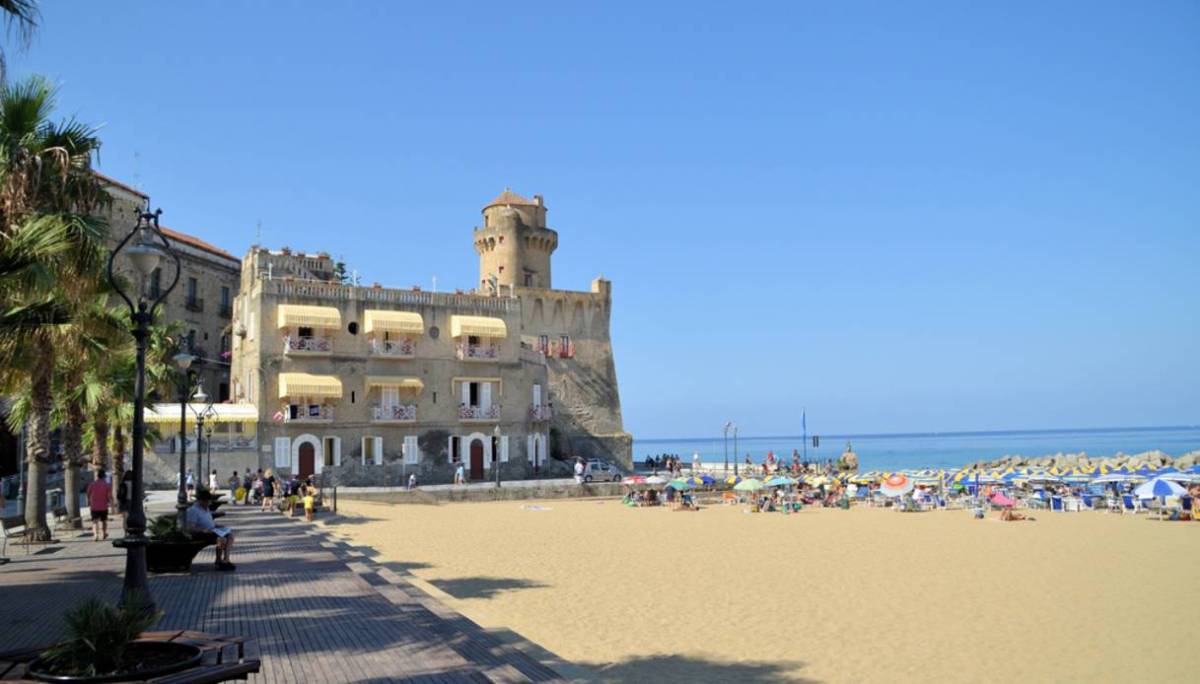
<box><xmin>0</xmin><ymin>506</ymin><xmax>564</xmax><ymax>683</ymax></box>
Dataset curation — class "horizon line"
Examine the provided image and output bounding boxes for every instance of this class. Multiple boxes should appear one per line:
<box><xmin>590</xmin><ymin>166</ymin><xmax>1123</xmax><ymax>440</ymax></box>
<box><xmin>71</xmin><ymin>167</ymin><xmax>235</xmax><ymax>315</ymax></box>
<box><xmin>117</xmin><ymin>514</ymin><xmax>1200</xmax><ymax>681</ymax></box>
<box><xmin>635</xmin><ymin>424</ymin><xmax>1200</xmax><ymax>443</ymax></box>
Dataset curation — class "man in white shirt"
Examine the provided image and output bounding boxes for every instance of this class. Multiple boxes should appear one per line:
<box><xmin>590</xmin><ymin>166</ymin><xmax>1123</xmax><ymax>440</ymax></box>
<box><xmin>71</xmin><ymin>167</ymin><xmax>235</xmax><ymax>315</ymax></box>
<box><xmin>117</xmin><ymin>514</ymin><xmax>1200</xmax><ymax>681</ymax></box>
<box><xmin>186</xmin><ymin>490</ymin><xmax>235</xmax><ymax>571</ymax></box>
<box><xmin>574</xmin><ymin>458</ymin><xmax>585</xmax><ymax>484</ymax></box>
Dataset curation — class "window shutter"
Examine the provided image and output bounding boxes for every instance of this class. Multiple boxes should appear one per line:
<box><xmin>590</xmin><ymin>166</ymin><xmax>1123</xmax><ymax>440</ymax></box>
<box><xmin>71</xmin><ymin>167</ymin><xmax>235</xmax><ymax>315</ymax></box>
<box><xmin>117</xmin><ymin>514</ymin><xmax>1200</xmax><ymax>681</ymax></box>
<box><xmin>533</xmin><ymin>384</ymin><xmax>541</xmax><ymax>406</ymax></box>
<box><xmin>404</xmin><ymin>435</ymin><xmax>419</xmax><ymax>464</ymax></box>
<box><xmin>331</xmin><ymin>437</ymin><xmax>341</xmax><ymax>467</ymax></box>
<box><xmin>361</xmin><ymin>437</ymin><xmax>369</xmax><ymax>465</ymax></box>
<box><xmin>527</xmin><ymin>435</ymin><xmax>534</xmax><ymax>463</ymax></box>
<box><xmin>461</xmin><ymin>381</ymin><xmax>470</xmax><ymax>407</ymax></box>
<box><xmin>447</xmin><ymin>435</ymin><xmax>453</xmax><ymax>463</ymax></box>
<box><xmin>481</xmin><ymin>382</ymin><xmax>492</xmax><ymax>410</ymax></box>
<box><xmin>373</xmin><ymin>436</ymin><xmax>383</xmax><ymax>465</ymax></box>
<box><xmin>274</xmin><ymin>437</ymin><xmax>290</xmax><ymax>468</ymax></box>
<box><xmin>500</xmin><ymin>436</ymin><xmax>509</xmax><ymax>463</ymax></box>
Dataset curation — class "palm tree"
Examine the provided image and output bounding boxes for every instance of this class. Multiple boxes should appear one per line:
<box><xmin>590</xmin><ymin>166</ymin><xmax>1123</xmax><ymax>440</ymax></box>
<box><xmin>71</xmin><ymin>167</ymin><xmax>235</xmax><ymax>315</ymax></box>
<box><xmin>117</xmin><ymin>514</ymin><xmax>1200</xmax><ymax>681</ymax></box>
<box><xmin>51</xmin><ymin>293</ymin><xmax>127</xmax><ymax>527</ymax></box>
<box><xmin>0</xmin><ymin>1</ymin><xmax>38</xmax><ymax>85</ymax></box>
<box><xmin>0</xmin><ymin>75</ymin><xmax>106</xmax><ymax>541</ymax></box>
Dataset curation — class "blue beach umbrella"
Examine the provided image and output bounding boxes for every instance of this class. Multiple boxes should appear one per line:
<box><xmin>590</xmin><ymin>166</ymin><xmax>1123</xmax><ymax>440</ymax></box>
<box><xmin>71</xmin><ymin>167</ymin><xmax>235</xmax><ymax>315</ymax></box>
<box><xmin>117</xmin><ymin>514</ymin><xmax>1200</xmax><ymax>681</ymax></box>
<box><xmin>1133</xmin><ymin>477</ymin><xmax>1185</xmax><ymax>500</ymax></box>
<box><xmin>764</xmin><ymin>476</ymin><xmax>796</xmax><ymax>487</ymax></box>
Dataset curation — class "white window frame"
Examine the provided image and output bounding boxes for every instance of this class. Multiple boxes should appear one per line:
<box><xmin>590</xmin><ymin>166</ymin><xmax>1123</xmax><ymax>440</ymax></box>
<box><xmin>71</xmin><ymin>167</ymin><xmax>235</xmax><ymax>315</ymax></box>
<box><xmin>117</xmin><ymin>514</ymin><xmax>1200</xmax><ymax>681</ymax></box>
<box><xmin>274</xmin><ymin>437</ymin><xmax>290</xmax><ymax>468</ymax></box>
<box><xmin>500</xmin><ymin>435</ymin><xmax>509</xmax><ymax>463</ymax></box>
<box><xmin>362</xmin><ymin>436</ymin><xmax>383</xmax><ymax>465</ymax></box>
<box><xmin>403</xmin><ymin>435</ymin><xmax>419</xmax><ymax>465</ymax></box>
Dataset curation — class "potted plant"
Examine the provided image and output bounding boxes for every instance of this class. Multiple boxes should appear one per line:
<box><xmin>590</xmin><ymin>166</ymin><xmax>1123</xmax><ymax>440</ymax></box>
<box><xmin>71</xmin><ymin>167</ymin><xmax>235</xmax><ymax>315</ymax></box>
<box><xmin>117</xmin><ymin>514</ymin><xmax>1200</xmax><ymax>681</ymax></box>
<box><xmin>145</xmin><ymin>515</ymin><xmax>213</xmax><ymax>573</ymax></box>
<box><xmin>26</xmin><ymin>598</ymin><xmax>201</xmax><ymax>682</ymax></box>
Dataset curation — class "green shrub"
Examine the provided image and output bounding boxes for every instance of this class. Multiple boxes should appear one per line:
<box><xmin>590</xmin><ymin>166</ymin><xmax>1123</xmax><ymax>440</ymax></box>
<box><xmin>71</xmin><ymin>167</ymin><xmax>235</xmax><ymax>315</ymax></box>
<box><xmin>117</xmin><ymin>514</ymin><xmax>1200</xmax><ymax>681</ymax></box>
<box><xmin>40</xmin><ymin>597</ymin><xmax>162</xmax><ymax>676</ymax></box>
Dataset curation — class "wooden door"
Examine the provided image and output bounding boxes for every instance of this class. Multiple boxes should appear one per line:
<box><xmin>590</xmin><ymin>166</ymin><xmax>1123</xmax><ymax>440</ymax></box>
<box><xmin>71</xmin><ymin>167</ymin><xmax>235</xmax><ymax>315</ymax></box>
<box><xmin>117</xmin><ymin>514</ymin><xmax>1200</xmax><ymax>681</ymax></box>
<box><xmin>469</xmin><ymin>439</ymin><xmax>484</xmax><ymax>480</ymax></box>
<box><xmin>298</xmin><ymin>442</ymin><xmax>315</xmax><ymax>478</ymax></box>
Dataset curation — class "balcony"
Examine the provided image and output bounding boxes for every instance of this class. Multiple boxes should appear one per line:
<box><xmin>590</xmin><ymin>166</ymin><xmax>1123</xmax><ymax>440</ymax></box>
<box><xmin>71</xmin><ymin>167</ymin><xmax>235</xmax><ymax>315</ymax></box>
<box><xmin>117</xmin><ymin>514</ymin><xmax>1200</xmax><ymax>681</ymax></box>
<box><xmin>185</xmin><ymin>297</ymin><xmax>204</xmax><ymax>313</ymax></box>
<box><xmin>284</xmin><ymin>335</ymin><xmax>332</xmax><ymax>355</ymax></box>
<box><xmin>371</xmin><ymin>338</ymin><xmax>415</xmax><ymax>358</ymax></box>
<box><xmin>529</xmin><ymin>404</ymin><xmax>553</xmax><ymax>421</ymax></box>
<box><xmin>372</xmin><ymin>404</ymin><xmax>416</xmax><ymax>422</ymax></box>
<box><xmin>282</xmin><ymin>404</ymin><xmax>334</xmax><ymax>423</ymax></box>
<box><xmin>459</xmin><ymin>404</ymin><xmax>500</xmax><ymax>421</ymax></box>
<box><xmin>218</xmin><ymin>303</ymin><xmax>233</xmax><ymax>318</ymax></box>
<box><xmin>456</xmin><ymin>343</ymin><xmax>499</xmax><ymax>361</ymax></box>
<box><xmin>549</xmin><ymin>340</ymin><xmax>575</xmax><ymax>359</ymax></box>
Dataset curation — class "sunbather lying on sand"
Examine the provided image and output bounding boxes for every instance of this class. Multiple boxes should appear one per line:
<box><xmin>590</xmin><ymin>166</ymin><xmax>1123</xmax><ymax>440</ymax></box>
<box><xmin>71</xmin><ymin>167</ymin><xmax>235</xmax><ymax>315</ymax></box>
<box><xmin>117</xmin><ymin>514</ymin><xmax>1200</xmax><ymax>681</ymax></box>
<box><xmin>1000</xmin><ymin>508</ymin><xmax>1034</xmax><ymax>521</ymax></box>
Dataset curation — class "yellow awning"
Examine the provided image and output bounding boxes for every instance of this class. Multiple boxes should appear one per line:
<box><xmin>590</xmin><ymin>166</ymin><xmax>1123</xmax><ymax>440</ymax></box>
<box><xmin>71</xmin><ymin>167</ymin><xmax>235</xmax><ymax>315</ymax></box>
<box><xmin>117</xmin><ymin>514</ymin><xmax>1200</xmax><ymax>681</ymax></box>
<box><xmin>278</xmin><ymin>373</ymin><xmax>342</xmax><ymax>399</ymax></box>
<box><xmin>143</xmin><ymin>403</ymin><xmax>259</xmax><ymax>425</ymax></box>
<box><xmin>365</xmin><ymin>376</ymin><xmax>424</xmax><ymax>391</ymax></box>
<box><xmin>364</xmin><ymin>310</ymin><xmax>424</xmax><ymax>335</ymax></box>
<box><xmin>450</xmin><ymin>315</ymin><xmax>507</xmax><ymax>339</ymax></box>
<box><xmin>276</xmin><ymin>304</ymin><xmax>341</xmax><ymax>329</ymax></box>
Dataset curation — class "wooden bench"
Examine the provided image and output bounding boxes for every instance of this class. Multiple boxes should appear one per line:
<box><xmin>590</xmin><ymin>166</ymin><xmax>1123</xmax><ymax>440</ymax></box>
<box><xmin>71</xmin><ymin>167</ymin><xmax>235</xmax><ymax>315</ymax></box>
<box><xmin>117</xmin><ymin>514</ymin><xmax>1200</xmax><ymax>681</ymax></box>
<box><xmin>0</xmin><ymin>630</ymin><xmax>260</xmax><ymax>683</ymax></box>
<box><xmin>1</xmin><ymin>515</ymin><xmax>28</xmax><ymax>559</ymax></box>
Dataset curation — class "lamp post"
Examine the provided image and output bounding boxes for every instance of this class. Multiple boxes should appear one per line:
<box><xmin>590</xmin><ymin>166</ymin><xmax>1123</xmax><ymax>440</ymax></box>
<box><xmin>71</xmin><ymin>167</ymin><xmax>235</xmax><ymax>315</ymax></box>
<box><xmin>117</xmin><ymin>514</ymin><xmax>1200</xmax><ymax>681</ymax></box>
<box><xmin>189</xmin><ymin>385</ymin><xmax>214</xmax><ymax>487</ymax></box>
<box><xmin>203</xmin><ymin>417</ymin><xmax>215</xmax><ymax>484</ymax></box>
<box><xmin>173</xmin><ymin>352</ymin><xmax>198</xmax><ymax>529</ymax></box>
<box><xmin>723</xmin><ymin>422</ymin><xmax>732</xmax><ymax>477</ymax></box>
<box><xmin>108</xmin><ymin>208</ymin><xmax>180</xmax><ymax>611</ymax></box>
<box><xmin>493</xmin><ymin>425</ymin><xmax>502</xmax><ymax>488</ymax></box>
<box><xmin>733</xmin><ymin>423</ymin><xmax>739</xmax><ymax>477</ymax></box>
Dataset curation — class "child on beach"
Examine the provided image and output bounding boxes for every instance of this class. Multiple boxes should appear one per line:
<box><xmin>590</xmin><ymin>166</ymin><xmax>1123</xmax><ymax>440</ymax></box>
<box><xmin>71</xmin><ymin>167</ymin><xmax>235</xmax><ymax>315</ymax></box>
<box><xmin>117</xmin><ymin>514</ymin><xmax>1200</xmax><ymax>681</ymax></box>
<box><xmin>303</xmin><ymin>487</ymin><xmax>315</xmax><ymax>521</ymax></box>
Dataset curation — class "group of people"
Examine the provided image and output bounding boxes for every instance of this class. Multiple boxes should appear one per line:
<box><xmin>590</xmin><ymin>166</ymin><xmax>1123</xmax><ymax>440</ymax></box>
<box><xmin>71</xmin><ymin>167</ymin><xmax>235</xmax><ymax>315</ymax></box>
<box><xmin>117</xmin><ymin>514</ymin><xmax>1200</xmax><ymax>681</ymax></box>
<box><xmin>643</xmin><ymin>454</ymin><xmax>691</xmax><ymax>477</ymax></box>
<box><xmin>224</xmin><ymin>468</ymin><xmax>318</xmax><ymax>521</ymax></box>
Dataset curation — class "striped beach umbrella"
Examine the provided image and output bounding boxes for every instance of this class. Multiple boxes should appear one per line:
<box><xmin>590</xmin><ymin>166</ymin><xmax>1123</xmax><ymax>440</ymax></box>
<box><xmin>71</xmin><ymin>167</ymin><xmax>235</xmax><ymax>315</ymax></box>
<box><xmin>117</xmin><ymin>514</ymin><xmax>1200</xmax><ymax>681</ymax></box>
<box><xmin>880</xmin><ymin>473</ymin><xmax>915</xmax><ymax>497</ymax></box>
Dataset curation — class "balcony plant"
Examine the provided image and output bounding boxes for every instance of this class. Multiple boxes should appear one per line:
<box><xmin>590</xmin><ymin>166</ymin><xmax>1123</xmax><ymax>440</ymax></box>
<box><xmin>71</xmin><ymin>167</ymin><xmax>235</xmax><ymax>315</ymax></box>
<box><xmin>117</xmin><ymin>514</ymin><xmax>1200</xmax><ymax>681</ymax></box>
<box><xmin>26</xmin><ymin>598</ymin><xmax>201</xmax><ymax>682</ymax></box>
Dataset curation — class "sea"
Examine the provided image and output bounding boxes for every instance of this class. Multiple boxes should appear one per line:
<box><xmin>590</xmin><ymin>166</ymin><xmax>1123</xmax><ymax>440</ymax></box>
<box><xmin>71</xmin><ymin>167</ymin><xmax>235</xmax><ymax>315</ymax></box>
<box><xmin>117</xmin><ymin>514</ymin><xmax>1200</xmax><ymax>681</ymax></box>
<box><xmin>633</xmin><ymin>425</ymin><xmax>1200</xmax><ymax>472</ymax></box>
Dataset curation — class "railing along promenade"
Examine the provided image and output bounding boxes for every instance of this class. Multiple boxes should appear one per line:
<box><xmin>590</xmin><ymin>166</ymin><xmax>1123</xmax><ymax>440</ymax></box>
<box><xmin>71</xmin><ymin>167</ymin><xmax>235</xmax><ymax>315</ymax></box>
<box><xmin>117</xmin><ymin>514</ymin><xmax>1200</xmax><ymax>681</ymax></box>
<box><xmin>263</xmin><ymin>277</ymin><xmax>519</xmax><ymax>314</ymax></box>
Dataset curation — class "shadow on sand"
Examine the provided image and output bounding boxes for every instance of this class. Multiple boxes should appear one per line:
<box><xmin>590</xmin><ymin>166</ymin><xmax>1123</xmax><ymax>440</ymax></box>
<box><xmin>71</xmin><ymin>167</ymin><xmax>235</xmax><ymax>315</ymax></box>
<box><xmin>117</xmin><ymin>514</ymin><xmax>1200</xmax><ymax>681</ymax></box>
<box><xmin>585</xmin><ymin>654</ymin><xmax>816</xmax><ymax>683</ymax></box>
<box><xmin>429</xmin><ymin>576</ymin><xmax>549</xmax><ymax>600</ymax></box>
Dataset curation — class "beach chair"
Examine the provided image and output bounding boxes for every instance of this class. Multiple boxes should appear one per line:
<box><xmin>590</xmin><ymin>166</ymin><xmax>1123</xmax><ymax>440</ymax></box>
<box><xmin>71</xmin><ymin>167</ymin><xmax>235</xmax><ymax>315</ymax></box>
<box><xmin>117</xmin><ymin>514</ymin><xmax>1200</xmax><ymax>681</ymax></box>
<box><xmin>1080</xmin><ymin>495</ymin><xmax>1094</xmax><ymax>510</ymax></box>
<box><xmin>1121</xmin><ymin>495</ymin><xmax>1138</xmax><ymax>514</ymax></box>
<box><xmin>1050</xmin><ymin>496</ymin><xmax>1063</xmax><ymax>512</ymax></box>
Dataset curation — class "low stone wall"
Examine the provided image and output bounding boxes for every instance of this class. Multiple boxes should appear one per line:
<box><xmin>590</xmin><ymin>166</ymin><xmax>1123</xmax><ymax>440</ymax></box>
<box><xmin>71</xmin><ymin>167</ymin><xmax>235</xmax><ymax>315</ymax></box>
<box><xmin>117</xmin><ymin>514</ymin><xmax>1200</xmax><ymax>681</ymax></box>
<box><xmin>333</xmin><ymin>481</ymin><xmax>625</xmax><ymax>505</ymax></box>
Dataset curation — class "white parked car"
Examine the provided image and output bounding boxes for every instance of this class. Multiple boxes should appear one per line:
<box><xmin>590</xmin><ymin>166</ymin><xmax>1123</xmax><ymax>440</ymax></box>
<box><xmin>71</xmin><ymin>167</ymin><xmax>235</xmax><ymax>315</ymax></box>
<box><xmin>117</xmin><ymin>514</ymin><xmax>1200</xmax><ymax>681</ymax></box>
<box><xmin>584</xmin><ymin>460</ymin><xmax>622</xmax><ymax>482</ymax></box>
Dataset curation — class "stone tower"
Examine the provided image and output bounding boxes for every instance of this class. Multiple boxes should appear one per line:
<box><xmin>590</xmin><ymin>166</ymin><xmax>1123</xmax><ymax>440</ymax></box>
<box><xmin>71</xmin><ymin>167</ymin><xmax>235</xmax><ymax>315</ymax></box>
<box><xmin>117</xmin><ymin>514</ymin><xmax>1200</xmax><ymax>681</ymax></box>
<box><xmin>473</xmin><ymin>189</ymin><xmax>558</xmax><ymax>292</ymax></box>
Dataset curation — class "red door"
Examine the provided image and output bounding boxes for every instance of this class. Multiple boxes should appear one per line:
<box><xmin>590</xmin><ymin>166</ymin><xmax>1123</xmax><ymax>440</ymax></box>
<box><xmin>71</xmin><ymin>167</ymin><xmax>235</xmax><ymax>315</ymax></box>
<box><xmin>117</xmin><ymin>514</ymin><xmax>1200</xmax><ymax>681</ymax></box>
<box><xmin>469</xmin><ymin>439</ymin><xmax>484</xmax><ymax>480</ymax></box>
<box><xmin>298</xmin><ymin>442</ymin><xmax>315</xmax><ymax>478</ymax></box>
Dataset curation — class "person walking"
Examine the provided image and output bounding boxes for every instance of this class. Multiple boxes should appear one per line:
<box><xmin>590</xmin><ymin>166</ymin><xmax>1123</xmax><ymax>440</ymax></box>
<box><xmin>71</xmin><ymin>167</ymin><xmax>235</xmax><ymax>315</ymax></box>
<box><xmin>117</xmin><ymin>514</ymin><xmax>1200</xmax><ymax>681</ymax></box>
<box><xmin>208</xmin><ymin>470</ymin><xmax>218</xmax><ymax>492</ymax></box>
<box><xmin>574</xmin><ymin>457</ymin><xmax>586</xmax><ymax>484</ymax></box>
<box><xmin>86</xmin><ymin>469</ymin><xmax>112</xmax><ymax>542</ymax></box>
<box><xmin>228</xmin><ymin>471</ymin><xmax>240</xmax><ymax>504</ymax></box>
<box><xmin>260</xmin><ymin>469</ymin><xmax>276</xmax><ymax>511</ymax></box>
<box><xmin>454</xmin><ymin>461</ymin><xmax>466</xmax><ymax>485</ymax></box>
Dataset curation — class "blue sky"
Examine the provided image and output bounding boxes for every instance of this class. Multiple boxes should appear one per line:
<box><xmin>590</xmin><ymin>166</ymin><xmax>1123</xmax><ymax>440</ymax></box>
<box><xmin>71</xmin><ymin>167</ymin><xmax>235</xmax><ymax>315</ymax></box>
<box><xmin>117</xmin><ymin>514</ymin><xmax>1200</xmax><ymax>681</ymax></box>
<box><xmin>18</xmin><ymin>1</ymin><xmax>1199</xmax><ymax>438</ymax></box>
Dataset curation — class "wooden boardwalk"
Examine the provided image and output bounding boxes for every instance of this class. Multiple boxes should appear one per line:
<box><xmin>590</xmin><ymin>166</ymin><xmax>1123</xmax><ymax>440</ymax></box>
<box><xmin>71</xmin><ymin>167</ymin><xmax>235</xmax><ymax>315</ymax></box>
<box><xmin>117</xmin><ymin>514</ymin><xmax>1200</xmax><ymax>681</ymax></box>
<box><xmin>0</xmin><ymin>506</ymin><xmax>564</xmax><ymax>683</ymax></box>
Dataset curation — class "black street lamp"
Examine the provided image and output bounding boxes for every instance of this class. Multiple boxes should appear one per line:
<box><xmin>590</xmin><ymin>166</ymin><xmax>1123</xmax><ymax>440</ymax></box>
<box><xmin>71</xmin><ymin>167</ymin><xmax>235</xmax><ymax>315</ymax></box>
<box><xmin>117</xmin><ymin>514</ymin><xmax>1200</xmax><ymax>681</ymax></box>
<box><xmin>733</xmin><ymin>424</ymin><xmax>739</xmax><ymax>477</ymax></box>
<box><xmin>108</xmin><ymin>208</ymin><xmax>179</xmax><ymax>611</ymax></box>
<box><xmin>172</xmin><ymin>352</ymin><xmax>200</xmax><ymax>529</ymax></box>
<box><xmin>203</xmin><ymin>419</ymin><xmax>215</xmax><ymax>485</ymax></box>
<box><xmin>189</xmin><ymin>384</ymin><xmax>215</xmax><ymax>487</ymax></box>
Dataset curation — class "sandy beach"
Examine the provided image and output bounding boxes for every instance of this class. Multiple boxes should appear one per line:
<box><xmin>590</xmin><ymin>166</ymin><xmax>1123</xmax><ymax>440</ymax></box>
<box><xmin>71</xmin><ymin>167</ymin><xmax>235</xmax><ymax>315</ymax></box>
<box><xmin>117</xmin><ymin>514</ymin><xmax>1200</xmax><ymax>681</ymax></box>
<box><xmin>332</xmin><ymin>498</ymin><xmax>1199</xmax><ymax>683</ymax></box>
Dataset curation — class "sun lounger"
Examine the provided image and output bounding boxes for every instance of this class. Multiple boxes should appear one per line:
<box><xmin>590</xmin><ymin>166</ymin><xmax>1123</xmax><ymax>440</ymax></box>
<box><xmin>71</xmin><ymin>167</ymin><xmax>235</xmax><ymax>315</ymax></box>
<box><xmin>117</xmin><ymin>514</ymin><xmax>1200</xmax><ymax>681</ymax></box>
<box><xmin>1121</xmin><ymin>495</ymin><xmax>1138</xmax><ymax>513</ymax></box>
<box><xmin>1050</xmin><ymin>496</ymin><xmax>1063</xmax><ymax>512</ymax></box>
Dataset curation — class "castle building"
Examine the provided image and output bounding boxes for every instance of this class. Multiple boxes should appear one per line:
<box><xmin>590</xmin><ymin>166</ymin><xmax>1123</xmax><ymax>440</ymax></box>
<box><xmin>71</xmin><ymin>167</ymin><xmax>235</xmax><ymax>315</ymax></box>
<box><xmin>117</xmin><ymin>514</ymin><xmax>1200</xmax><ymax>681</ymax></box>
<box><xmin>98</xmin><ymin>174</ymin><xmax>241</xmax><ymax>401</ymax></box>
<box><xmin>226</xmin><ymin>190</ymin><xmax>630</xmax><ymax>483</ymax></box>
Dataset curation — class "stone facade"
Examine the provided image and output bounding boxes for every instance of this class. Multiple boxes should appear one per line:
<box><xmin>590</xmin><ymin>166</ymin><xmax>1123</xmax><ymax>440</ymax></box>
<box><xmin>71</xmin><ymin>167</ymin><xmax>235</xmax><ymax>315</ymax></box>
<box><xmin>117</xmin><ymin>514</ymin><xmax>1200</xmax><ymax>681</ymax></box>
<box><xmin>98</xmin><ymin>174</ymin><xmax>241</xmax><ymax>400</ymax></box>
<box><xmin>230</xmin><ymin>190</ymin><xmax>631</xmax><ymax>484</ymax></box>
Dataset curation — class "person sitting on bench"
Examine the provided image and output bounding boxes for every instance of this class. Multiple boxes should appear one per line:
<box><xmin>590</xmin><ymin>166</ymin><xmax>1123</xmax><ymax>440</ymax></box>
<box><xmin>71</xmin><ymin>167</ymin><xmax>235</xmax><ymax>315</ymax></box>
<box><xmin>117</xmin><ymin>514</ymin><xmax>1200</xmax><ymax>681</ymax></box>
<box><xmin>186</xmin><ymin>490</ymin><xmax>236</xmax><ymax>571</ymax></box>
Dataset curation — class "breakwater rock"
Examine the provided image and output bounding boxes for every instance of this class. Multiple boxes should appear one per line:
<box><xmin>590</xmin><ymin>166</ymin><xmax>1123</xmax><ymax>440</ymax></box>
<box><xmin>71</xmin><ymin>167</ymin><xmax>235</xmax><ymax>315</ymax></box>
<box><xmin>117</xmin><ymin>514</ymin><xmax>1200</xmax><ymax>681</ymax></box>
<box><xmin>967</xmin><ymin>449</ymin><xmax>1200</xmax><ymax>472</ymax></box>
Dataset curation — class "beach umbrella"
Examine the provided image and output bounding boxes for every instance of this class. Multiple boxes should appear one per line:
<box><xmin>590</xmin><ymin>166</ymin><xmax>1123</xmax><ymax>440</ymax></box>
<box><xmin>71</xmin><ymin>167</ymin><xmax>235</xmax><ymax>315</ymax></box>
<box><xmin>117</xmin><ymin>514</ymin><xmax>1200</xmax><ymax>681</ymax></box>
<box><xmin>667</xmin><ymin>478</ymin><xmax>693</xmax><ymax>490</ymax></box>
<box><xmin>764</xmin><ymin>476</ymin><xmax>795</xmax><ymax>487</ymax></box>
<box><xmin>725</xmin><ymin>475</ymin><xmax>743</xmax><ymax>485</ymax></box>
<box><xmin>990</xmin><ymin>492</ymin><xmax>1016</xmax><ymax>508</ymax></box>
<box><xmin>880</xmin><ymin>473</ymin><xmax>914</xmax><ymax>498</ymax></box>
<box><xmin>645</xmin><ymin>475</ymin><xmax>668</xmax><ymax>485</ymax></box>
<box><xmin>1091</xmin><ymin>473</ymin><xmax>1134</xmax><ymax>484</ymax></box>
<box><xmin>1133</xmin><ymin>477</ymin><xmax>1185</xmax><ymax>500</ymax></box>
<box><xmin>687</xmin><ymin>473</ymin><xmax>716</xmax><ymax>486</ymax></box>
<box><xmin>1152</xmin><ymin>469</ymin><xmax>1191</xmax><ymax>483</ymax></box>
<box><xmin>734</xmin><ymin>478</ymin><xmax>764</xmax><ymax>492</ymax></box>
<box><xmin>621</xmin><ymin>475</ymin><xmax>647</xmax><ymax>485</ymax></box>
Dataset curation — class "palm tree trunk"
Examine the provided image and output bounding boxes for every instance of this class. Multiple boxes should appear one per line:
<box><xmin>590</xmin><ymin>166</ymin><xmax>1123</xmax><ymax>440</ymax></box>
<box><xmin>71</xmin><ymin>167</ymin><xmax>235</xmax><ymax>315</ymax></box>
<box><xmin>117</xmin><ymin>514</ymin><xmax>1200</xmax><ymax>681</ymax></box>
<box><xmin>23</xmin><ymin>340</ymin><xmax>53</xmax><ymax>541</ymax></box>
<box><xmin>62</xmin><ymin>398</ymin><xmax>84</xmax><ymax>529</ymax></box>
<box><xmin>112</xmin><ymin>424</ymin><xmax>126</xmax><ymax>514</ymax></box>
